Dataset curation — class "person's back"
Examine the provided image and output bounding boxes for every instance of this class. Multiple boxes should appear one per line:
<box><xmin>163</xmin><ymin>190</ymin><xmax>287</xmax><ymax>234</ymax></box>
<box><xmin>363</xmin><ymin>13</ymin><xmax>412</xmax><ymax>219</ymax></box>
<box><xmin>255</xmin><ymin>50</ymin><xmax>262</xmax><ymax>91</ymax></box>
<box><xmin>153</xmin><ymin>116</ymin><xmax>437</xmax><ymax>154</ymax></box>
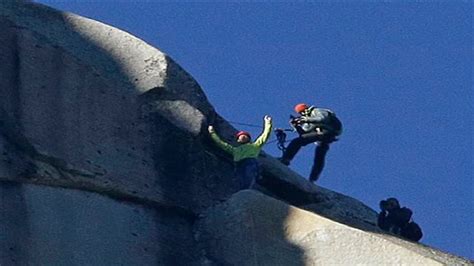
<box><xmin>301</xmin><ymin>106</ymin><xmax>342</xmax><ymax>137</ymax></box>
<box><xmin>385</xmin><ymin>207</ymin><xmax>412</xmax><ymax>234</ymax></box>
<box><xmin>387</xmin><ymin>207</ymin><xmax>412</xmax><ymax>227</ymax></box>
<box><xmin>401</xmin><ymin>221</ymin><xmax>423</xmax><ymax>242</ymax></box>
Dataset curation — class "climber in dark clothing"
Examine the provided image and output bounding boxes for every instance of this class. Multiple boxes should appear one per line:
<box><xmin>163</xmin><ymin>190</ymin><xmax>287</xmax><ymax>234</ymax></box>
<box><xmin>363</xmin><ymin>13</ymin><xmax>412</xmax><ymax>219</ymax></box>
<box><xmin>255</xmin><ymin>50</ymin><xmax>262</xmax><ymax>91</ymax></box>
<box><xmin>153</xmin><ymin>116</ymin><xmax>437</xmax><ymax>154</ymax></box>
<box><xmin>378</xmin><ymin>197</ymin><xmax>423</xmax><ymax>242</ymax></box>
<box><xmin>279</xmin><ymin>103</ymin><xmax>342</xmax><ymax>182</ymax></box>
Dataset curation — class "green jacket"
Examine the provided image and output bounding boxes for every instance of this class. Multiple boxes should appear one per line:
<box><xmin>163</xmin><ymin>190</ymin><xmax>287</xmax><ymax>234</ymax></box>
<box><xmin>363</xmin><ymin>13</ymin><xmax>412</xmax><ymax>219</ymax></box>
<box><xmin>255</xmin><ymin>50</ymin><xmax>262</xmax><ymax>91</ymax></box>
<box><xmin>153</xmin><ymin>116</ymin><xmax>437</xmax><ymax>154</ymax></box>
<box><xmin>210</xmin><ymin>120</ymin><xmax>272</xmax><ymax>162</ymax></box>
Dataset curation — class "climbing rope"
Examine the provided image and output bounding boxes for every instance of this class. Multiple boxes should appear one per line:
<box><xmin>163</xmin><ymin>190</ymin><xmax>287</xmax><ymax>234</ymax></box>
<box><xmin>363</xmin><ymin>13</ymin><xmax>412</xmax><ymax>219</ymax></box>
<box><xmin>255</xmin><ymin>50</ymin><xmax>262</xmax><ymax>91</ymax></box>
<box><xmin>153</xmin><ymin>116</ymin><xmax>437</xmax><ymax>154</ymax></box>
<box><xmin>227</xmin><ymin>120</ymin><xmax>263</xmax><ymax>129</ymax></box>
<box><xmin>227</xmin><ymin>120</ymin><xmax>294</xmax><ymax>153</ymax></box>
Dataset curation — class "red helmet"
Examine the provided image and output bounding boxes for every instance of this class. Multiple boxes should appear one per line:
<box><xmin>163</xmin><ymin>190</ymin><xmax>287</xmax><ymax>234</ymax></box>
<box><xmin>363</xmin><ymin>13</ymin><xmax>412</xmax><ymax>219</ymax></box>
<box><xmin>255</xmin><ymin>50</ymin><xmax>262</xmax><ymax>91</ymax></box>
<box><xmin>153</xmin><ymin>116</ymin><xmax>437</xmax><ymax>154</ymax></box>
<box><xmin>294</xmin><ymin>103</ymin><xmax>308</xmax><ymax>113</ymax></box>
<box><xmin>235</xmin><ymin>131</ymin><xmax>251</xmax><ymax>138</ymax></box>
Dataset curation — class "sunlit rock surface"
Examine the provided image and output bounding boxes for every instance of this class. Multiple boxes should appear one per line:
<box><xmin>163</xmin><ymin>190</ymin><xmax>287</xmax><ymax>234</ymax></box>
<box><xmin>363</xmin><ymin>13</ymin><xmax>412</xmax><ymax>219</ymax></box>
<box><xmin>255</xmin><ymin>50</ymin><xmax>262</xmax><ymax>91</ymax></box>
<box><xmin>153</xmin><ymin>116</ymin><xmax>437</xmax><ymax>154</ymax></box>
<box><xmin>198</xmin><ymin>190</ymin><xmax>470</xmax><ymax>265</ymax></box>
<box><xmin>0</xmin><ymin>1</ymin><xmax>471</xmax><ymax>265</ymax></box>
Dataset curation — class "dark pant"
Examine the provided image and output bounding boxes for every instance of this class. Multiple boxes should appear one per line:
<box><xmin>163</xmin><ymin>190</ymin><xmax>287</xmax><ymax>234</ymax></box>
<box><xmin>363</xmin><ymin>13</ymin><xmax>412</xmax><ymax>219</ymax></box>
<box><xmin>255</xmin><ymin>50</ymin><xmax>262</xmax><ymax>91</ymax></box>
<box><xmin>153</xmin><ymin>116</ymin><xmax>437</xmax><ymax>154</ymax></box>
<box><xmin>235</xmin><ymin>158</ymin><xmax>259</xmax><ymax>190</ymax></box>
<box><xmin>282</xmin><ymin>131</ymin><xmax>333</xmax><ymax>182</ymax></box>
<box><xmin>309</xmin><ymin>142</ymin><xmax>330</xmax><ymax>182</ymax></box>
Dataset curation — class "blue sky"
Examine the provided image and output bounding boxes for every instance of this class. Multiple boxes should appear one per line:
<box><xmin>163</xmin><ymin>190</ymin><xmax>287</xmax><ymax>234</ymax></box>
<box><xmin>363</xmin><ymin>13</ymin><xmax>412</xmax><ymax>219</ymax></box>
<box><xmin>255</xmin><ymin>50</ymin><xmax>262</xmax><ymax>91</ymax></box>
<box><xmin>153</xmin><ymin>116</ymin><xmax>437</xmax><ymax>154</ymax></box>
<box><xmin>36</xmin><ymin>1</ymin><xmax>472</xmax><ymax>259</ymax></box>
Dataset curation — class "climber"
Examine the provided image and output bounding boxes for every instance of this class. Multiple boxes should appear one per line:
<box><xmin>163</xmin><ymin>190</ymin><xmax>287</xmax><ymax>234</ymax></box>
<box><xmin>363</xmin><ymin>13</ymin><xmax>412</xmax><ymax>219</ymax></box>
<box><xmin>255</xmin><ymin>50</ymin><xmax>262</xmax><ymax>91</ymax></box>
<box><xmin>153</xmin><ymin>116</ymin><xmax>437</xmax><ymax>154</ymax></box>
<box><xmin>278</xmin><ymin>103</ymin><xmax>342</xmax><ymax>182</ymax></box>
<box><xmin>208</xmin><ymin>115</ymin><xmax>272</xmax><ymax>190</ymax></box>
<box><xmin>378</xmin><ymin>197</ymin><xmax>423</xmax><ymax>242</ymax></box>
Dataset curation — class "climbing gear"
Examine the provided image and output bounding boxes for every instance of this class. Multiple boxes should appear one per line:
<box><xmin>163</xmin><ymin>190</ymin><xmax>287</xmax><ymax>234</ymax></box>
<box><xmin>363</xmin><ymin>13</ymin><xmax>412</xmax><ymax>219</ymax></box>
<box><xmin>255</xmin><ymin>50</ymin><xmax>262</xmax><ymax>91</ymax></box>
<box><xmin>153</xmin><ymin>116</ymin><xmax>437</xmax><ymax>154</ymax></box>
<box><xmin>275</xmin><ymin>129</ymin><xmax>287</xmax><ymax>152</ymax></box>
<box><xmin>274</xmin><ymin>128</ymin><xmax>292</xmax><ymax>152</ymax></box>
<box><xmin>294</xmin><ymin>103</ymin><xmax>308</xmax><ymax>113</ymax></box>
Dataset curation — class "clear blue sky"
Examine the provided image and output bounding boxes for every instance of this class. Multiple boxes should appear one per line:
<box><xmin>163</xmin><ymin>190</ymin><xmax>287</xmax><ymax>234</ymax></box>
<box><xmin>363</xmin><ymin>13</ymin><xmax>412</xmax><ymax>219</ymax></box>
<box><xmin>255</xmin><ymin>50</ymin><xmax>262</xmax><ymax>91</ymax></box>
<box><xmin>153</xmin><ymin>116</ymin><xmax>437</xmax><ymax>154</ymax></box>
<box><xmin>36</xmin><ymin>1</ymin><xmax>472</xmax><ymax>259</ymax></box>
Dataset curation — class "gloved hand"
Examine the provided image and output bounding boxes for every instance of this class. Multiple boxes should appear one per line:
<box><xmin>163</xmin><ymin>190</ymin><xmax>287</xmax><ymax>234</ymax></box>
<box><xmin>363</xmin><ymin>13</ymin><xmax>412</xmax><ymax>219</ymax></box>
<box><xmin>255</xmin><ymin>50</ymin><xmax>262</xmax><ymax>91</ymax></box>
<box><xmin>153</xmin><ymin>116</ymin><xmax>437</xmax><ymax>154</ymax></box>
<box><xmin>299</xmin><ymin>116</ymin><xmax>309</xmax><ymax>122</ymax></box>
<box><xmin>290</xmin><ymin>117</ymin><xmax>301</xmax><ymax>125</ymax></box>
<box><xmin>264</xmin><ymin>115</ymin><xmax>272</xmax><ymax>123</ymax></box>
<box><xmin>208</xmin><ymin>125</ymin><xmax>215</xmax><ymax>134</ymax></box>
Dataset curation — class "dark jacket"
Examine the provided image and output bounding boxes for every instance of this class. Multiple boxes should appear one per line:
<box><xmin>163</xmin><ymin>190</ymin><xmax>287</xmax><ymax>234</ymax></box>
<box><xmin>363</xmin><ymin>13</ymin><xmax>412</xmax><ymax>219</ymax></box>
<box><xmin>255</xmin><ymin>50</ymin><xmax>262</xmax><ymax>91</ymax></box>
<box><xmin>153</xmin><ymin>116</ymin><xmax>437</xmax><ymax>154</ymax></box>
<box><xmin>295</xmin><ymin>106</ymin><xmax>342</xmax><ymax>136</ymax></box>
<box><xmin>378</xmin><ymin>207</ymin><xmax>413</xmax><ymax>232</ymax></box>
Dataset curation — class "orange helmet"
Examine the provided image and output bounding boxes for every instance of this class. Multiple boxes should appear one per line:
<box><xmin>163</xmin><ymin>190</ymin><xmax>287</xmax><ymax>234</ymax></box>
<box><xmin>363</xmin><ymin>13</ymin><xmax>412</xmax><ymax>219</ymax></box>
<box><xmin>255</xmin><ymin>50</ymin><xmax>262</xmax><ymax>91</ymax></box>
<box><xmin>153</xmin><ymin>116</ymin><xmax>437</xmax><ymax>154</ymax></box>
<box><xmin>294</xmin><ymin>103</ymin><xmax>308</xmax><ymax>113</ymax></box>
<box><xmin>235</xmin><ymin>131</ymin><xmax>251</xmax><ymax>139</ymax></box>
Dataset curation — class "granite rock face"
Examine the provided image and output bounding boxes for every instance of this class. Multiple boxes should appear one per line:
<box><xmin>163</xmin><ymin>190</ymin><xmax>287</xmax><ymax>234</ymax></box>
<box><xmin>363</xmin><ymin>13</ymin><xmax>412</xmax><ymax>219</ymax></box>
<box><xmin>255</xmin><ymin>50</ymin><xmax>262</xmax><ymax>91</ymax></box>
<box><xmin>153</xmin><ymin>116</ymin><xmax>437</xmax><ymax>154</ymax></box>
<box><xmin>0</xmin><ymin>182</ymin><xmax>198</xmax><ymax>265</ymax></box>
<box><xmin>0</xmin><ymin>1</ymin><xmax>235</xmax><ymax>214</ymax></box>
<box><xmin>0</xmin><ymin>1</ymin><xmax>232</xmax><ymax>264</ymax></box>
<box><xmin>0</xmin><ymin>2</ymin><xmax>471</xmax><ymax>265</ymax></box>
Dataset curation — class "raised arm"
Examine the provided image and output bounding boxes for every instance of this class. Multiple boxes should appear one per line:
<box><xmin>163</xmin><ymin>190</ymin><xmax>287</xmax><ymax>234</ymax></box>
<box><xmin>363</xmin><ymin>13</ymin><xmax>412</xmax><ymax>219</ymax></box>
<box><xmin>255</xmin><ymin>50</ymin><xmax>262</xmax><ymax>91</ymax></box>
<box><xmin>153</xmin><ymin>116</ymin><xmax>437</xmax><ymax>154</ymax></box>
<box><xmin>254</xmin><ymin>115</ymin><xmax>273</xmax><ymax>147</ymax></box>
<box><xmin>208</xmin><ymin>125</ymin><xmax>235</xmax><ymax>154</ymax></box>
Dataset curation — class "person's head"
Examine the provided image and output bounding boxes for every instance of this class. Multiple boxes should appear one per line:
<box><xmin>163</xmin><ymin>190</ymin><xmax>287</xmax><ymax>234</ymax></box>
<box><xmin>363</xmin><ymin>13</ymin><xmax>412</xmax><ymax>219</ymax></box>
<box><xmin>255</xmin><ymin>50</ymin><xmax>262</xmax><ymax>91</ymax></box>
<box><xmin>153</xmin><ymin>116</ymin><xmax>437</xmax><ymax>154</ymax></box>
<box><xmin>382</xmin><ymin>198</ymin><xmax>400</xmax><ymax>211</ymax></box>
<box><xmin>235</xmin><ymin>131</ymin><xmax>251</xmax><ymax>144</ymax></box>
<box><xmin>294</xmin><ymin>103</ymin><xmax>309</xmax><ymax>115</ymax></box>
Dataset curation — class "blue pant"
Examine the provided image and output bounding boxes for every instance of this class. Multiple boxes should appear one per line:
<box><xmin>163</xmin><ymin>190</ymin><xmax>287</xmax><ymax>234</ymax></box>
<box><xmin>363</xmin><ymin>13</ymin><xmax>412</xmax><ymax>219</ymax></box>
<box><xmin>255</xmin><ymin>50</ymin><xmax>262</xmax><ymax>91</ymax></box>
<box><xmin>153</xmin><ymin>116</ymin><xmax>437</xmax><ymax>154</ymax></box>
<box><xmin>235</xmin><ymin>158</ymin><xmax>259</xmax><ymax>190</ymax></box>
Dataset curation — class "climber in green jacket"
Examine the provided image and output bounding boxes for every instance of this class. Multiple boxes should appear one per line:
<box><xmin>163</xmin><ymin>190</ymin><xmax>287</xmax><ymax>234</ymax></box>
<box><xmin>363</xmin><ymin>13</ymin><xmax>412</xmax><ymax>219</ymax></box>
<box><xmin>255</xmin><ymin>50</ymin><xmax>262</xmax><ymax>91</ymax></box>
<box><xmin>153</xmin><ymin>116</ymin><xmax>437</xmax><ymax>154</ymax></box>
<box><xmin>208</xmin><ymin>115</ymin><xmax>272</xmax><ymax>189</ymax></box>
